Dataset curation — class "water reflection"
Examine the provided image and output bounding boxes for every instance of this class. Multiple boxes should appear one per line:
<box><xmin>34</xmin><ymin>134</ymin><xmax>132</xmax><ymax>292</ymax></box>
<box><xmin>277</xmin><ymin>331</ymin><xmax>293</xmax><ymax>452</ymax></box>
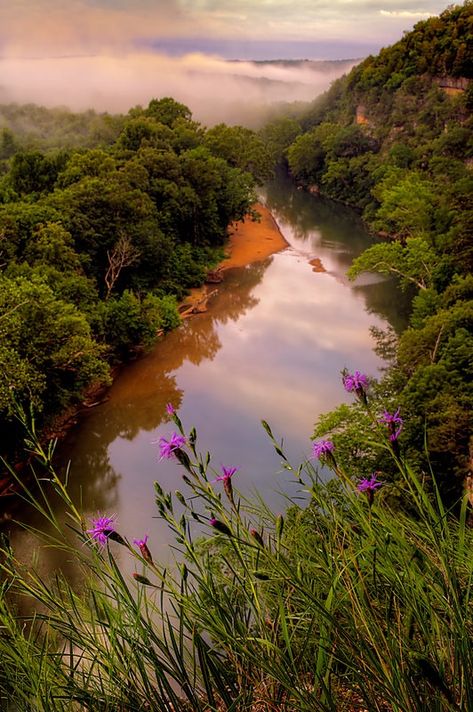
<box><xmin>8</xmin><ymin>173</ymin><xmax>407</xmax><ymax>573</ymax></box>
<box><xmin>264</xmin><ymin>171</ymin><xmax>411</xmax><ymax>332</ymax></box>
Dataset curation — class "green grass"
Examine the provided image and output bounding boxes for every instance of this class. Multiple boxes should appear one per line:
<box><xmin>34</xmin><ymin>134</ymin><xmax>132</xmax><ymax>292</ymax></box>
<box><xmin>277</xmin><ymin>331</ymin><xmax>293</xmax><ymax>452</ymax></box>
<box><xmin>0</xmin><ymin>402</ymin><xmax>472</xmax><ymax>710</ymax></box>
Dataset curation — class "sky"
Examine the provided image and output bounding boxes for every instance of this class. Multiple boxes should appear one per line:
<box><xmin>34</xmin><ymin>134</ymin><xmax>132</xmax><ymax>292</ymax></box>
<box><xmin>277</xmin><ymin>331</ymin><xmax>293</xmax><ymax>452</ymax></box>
<box><xmin>0</xmin><ymin>0</ymin><xmax>449</xmax><ymax>121</ymax></box>
<box><xmin>0</xmin><ymin>0</ymin><xmax>449</xmax><ymax>58</ymax></box>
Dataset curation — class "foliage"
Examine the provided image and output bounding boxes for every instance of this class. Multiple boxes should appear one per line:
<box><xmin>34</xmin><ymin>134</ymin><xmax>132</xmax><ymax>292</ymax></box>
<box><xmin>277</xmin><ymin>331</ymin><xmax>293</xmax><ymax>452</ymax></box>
<box><xmin>0</xmin><ymin>97</ymin><xmax>261</xmax><ymax>455</ymax></box>
<box><xmin>204</xmin><ymin>123</ymin><xmax>273</xmax><ymax>183</ymax></box>
<box><xmin>276</xmin><ymin>3</ymin><xmax>473</xmax><ymax>494</ymax></box>
<box><xmin>0</xmin><ymin>274</ymin><xmax>110</xmax><ymax>451</ymax></box>
<box><xmin>1</xmin><ymin>390</ymin><xmax>473</xmax><ymax>710</ymax></box>
<box><xmin>347</xmin><ymin>238</ymin><xmax>442</xmax><ymax>291</ymax></box>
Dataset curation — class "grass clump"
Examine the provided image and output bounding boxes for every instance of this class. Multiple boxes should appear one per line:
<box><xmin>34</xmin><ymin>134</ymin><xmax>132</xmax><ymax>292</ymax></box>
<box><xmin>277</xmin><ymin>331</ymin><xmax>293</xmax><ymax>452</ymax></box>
<box><xmin>1</xmin><ymin>377</ymin><xmax>472</xmax><ymax>711</ymax></box>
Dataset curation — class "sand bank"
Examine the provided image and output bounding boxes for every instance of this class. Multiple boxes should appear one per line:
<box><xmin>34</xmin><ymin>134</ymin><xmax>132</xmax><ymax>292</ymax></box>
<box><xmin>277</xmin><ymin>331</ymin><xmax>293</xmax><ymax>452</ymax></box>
<box><xmin>220</xmin><ymin>202</ymin><xmax>288</xmax><ymax>270</ymax></box>
<box><xmin>179</xmin><ymin>203</ymin><xmax>288</xmax><ymax>317</ymax></box>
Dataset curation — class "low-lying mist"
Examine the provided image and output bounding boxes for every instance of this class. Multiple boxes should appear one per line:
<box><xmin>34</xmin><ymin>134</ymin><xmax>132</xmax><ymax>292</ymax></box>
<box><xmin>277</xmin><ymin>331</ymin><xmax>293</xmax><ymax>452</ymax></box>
<box><xmin>0</xmin><ymin>52</ymin><xmax>357</xmax><ymax>126</ymax></box>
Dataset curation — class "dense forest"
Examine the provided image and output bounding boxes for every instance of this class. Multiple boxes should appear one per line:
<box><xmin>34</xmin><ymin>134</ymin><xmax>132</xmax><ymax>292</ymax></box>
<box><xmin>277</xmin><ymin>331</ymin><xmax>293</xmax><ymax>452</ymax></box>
<box><xmin>1</xmin><ymin>5</ymin><xmax>473</xmax><ymax>710</ymax></box>
<box><xmin>259</xmin><ymin>1</ymin><xmax>472</xmax><ymax>504</ymax></box>
<box><xmin>0</xmin><ymin>3</ymin><xmax>471</xmax><ymax>501</ymax></box>
<box><xmin>0</xmin><ymin>98</ymin><xmax>272</xmax><ymax>459</ymax></box>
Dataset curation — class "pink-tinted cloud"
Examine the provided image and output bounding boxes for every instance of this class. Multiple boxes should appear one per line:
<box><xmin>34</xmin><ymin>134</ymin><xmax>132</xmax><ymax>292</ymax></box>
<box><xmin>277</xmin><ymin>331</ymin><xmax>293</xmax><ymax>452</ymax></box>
<box><xmin>0</xmin><ymin>51</ymin><xmax>356</xmax><ymax>126</ymax></box>
<box><xmin>0</xmin><ymin>0</ymin><xmax>196</xmax><ymax>56</ymax></box>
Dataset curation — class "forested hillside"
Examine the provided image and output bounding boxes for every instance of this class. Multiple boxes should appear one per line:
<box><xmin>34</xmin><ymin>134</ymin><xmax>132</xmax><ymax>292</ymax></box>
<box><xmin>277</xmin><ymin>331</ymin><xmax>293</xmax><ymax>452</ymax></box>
<box><xmin>1</xmin><ymin>3</ymin><xmax>472</xmax><ymax>501</ymax></box>
<box><xmin>0</xmin><ymin>97</ymin><xmax>271</xmax><ymax>458</ymax></box>
<box><xmin>266</xmin><ymin>2</ymin><xmax>472</xmax><ymax>502</ymax></box>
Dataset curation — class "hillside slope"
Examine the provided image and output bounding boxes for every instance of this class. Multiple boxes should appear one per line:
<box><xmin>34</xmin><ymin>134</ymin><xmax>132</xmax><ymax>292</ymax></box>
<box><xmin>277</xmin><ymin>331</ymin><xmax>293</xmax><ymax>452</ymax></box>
<box><xmin>272</xmin><ymin>2</ymin><xmax>472</xmax><ymax>502</ymax></box>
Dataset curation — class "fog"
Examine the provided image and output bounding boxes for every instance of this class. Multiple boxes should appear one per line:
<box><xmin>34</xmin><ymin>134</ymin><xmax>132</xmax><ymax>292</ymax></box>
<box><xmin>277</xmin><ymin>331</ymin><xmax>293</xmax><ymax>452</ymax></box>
<box><xmin>0</xmin><ymin>52</ymin><xmax>356</xmax><ymax>126</ymax></box>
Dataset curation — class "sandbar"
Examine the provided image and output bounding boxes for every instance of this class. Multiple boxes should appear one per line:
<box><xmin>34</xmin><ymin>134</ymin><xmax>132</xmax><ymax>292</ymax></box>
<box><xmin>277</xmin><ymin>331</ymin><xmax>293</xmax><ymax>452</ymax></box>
<box><xmin>179</xmin><ymin>203</ymin><xmax>288</xmax><ymax>317</ymax></box>
<box><xmin>219</xmin><ymin>202</ymin><xmax>289</xmax><ymax>270</ymax></box>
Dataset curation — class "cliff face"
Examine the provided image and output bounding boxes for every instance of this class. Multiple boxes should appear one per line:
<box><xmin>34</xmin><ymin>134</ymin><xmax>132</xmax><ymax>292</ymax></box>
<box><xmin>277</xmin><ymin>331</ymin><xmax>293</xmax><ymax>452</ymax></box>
<box><xmin>435</xmin><ymin>76</ymin><xmax>470</xmax><ymax>95</ymax></box>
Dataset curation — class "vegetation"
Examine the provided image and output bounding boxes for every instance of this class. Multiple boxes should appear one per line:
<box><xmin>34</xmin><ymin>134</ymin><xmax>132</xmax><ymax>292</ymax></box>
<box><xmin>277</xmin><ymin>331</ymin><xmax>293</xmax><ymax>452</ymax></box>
<box><xmin>1</xmin><ymin>381</ymin><xmax>473</xmax><ymax>710</ymax></box>
<box><xmin>271</xmin><ymin>2</ymin><xmax>473</xmax><ymax>502</ymax></box>
<box><xmin>0</xmin><ymin>97</ymin><xmax>271</xmax><ymax>459</ymax></box>
<box><xmin>0</xmin><ymin>5</ymin><xmax>472</xmax><ymax>709</ymax></box>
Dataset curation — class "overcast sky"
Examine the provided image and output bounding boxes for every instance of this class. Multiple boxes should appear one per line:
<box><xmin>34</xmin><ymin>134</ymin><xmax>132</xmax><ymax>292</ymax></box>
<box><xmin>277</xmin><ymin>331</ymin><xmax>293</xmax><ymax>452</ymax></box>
<box><xmin>1</xmin><ymin>0</ymin><xmax>448</xmax><ymax>59</ymax></box>
<box><xmin>0</xmin><ymin>0</ymin><xmax>450</xmax><ymax>120</ymax></box>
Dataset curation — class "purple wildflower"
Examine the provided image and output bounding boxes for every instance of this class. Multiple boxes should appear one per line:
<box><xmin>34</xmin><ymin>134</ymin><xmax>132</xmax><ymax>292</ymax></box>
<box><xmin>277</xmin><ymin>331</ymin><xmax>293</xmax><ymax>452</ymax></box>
<box><xmin>379</xmin><ymin>408</ymin><xmax>403</xmax><ymax>441</ymax></box>
<box><xmin>157</xmin><ymin>432</ymin><xmax>186</xmax><ymax>459</ymax></box>
<box><xmin>213</xmin><ymin>466</ymin><xmax>238</xmax><ymax>504</ymax></box>
<box><xmin>312</xmin><ymin>440</ymin><xmax>335</xmax><ymax>459</ymax></box>
<box><xmin>133</xmin><ymin>535</ymin><xmax>153</xmax><ymax>564</ymax></box>
<box><xmin>343</xmin><ymin>369</ymin><xmax>369</xmax><ymax>404</ymax></box>
<box><xmin>166</xmin><ymin>403</ymin><xmax>175</xmax><ymax>416</ymax></box>
<box><xmin>214</xmin><ymin>466</ymin><xmax>238</xmax><ymax>482</ymax></box>
<box><xmin>357</xmin><ymin>473</ymin><xmax>383</xmax><ymax>506</ymax></box>
<box><xmin>86</xmin><ymin>514</ymin><xmax>115</xmax><ymax>546</ymax></box>
<box><xmin>357</xmin><ymin>473</ymin><xmax>383</xmax><ymax>494</ymax></box>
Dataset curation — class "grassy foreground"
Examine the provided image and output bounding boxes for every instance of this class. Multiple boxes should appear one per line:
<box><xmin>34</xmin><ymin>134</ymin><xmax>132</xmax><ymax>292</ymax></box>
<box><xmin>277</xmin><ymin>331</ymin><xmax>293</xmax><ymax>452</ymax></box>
<box><xmin>1</xmin><ymin>375</ymin><xmax>472</xmax><ymax>711</ymax></box>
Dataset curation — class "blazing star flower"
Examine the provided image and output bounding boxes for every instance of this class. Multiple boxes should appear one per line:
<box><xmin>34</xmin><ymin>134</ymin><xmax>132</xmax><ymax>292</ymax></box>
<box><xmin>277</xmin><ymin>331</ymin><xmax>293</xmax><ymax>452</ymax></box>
<box><xmin>86</xmin><ymin>514</ymin><xmax>115</xmax><ymax>546</ymax></box>
<box><xmin>357</xmin><ymin>474</ymin><xmax>383</xmax><ymax>494</ymax></box>
<box><xmin>157</xmin><ymin>432</ymin><xmax>186</xmax><ymax>459</ymax></box>
<box><xmin>379</xmin><ymin>408</ymin><xmax>403</xmax><ymax>441</ymax></box>
<box><xmin>312</xmin><ymin>440</ymin><xmax>335</xmax><ymax>459</ymax></box>
<box><xmin>166</xmin><ymin>403</ymin><xmax>175</xmax><ymax>416</ymax></box>
<box><xmin>214</xmin><ymin>466</ymin><xmax>238</xmax><ymax>482</ymax></box>
<box><xmin>343</xmin><ymin>370</ymin><xmax>369</xmax><ymax>393</ymax></box>
<box><xmin>133</xmin><ymin>535</ymin><xmax>148</xmax><ymax>549</ymax></box>
<box><xmin>357</xmin><ymin>473</ymin><xmax>383</xmax><ymax>506</ymax></box>
<box><xmin>133</xmin><ymin>535</ymin><xmax>153</xmax><ymax>564</ymax></box>
<box><xmin>213</xmin><ymin>466</ymin><xmax>238</xmax><ymax>503</ymax></box>
<box><xmin>342</xmin><ymin>369</ymin><xmax>369</xmax><ymax>405</ymax></box>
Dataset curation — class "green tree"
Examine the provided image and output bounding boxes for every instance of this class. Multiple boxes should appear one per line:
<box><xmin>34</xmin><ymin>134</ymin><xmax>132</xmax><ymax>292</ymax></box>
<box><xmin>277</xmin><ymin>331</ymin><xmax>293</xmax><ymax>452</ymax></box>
<box><xmin>204</xmin><ymin>124</ymin><xmax>272</xmax><ymax>183</ymax></box>
<box><xmin>372</xmin><ymin>171</ymin><xmax>438</xmax><ymax>238</ymax></box>
<box><xmin>259</xmin><ymin>116</ymin><xmax>301</xmax><ymax>165</ymax></box>
<box><xmin>0</xmin><ymin>275</ymin><xmax>109</xmax><ymax>419</ymax></box>
<box><xmin>348</xmin><ymin>237</ymin><xmax>441</xmax><ymax>291</ymax></box>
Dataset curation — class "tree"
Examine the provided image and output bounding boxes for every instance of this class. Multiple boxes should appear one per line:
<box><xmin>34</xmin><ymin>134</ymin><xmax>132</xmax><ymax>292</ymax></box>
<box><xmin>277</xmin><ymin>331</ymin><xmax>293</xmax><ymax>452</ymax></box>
<box><xmin>348</xmin><ymin>237</ymin><xmax>441</xmax><ymax>291</ymax></box>
<box><xmin>104</xmin><ymin>235</ymin><xmax>141</xmax><ymax>298</ymax></box>
<box><xmin>145</xmin><ymin>97</ymin><xmax>192</xmax><ymax>127</ymax></box>
<box><xmin>259</xmin><ymin>116</ymin><xmax>301</xmax><ymax>165</ymax></box>
<box><xmin>0</xmin><ymin>128</ymin><xmax>18</xmax><ymax>160</ymax></box>
<box><xmin>372</xmin><ymin>171</ymin><xmax>438</xmax><ymax>238</ymax></box>
<box><xmin>23</xmin><ymin>222</ymin><xmax>81</xmax><ymax>271</ymax></box>
<box><xmin>204</xmin><ymin>124</ymin><xmax>272</xmax><ymax>183</ymax></box>
<box><xmin>287</xmin><ymin>132</ymin><xmax>325</xmax><ymax>184</ymax></box>
<box><xmin>0</xmin><ymin>275</ymin><xmax>109</xmax><ymax>419</ymax></box>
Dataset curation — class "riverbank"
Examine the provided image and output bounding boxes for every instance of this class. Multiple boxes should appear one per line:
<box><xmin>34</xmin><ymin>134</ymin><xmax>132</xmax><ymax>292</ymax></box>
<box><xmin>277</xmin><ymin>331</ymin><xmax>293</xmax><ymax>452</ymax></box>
<box><xmin>220</xmin><ymin>202</ymin><xmax>289</xmax><ymax>270</ymax></box>
<box><xmin>0</xmin><ymin>203</ymin><xmax>288</xmax><ymax>513</ymax></box>
<box><xmin>179</xmin><ymin>202</ymin><xmax>288</xmax><ymax>317</ymax></box>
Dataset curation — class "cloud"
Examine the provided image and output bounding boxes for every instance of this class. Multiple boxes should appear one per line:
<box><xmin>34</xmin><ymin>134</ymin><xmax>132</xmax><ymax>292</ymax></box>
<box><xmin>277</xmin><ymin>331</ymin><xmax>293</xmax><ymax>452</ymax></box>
<box><xmin>0</xmin><ymin>0</ymin><xmax>195</xmax><ymax>56</ymax></box>
<box><xmin>0</xmin><ymin>52</ymin><xmax>356</xmax><ymax>126</ymax></box>
<box><xmin>0</xmin><ymin>0</ymin><xmax>447</xmax><ymax>58</ymax></box>
<box><xmin>380</xmin><ymin>9</ymin><xmax>433</xmax><ymax>17</ymax></box>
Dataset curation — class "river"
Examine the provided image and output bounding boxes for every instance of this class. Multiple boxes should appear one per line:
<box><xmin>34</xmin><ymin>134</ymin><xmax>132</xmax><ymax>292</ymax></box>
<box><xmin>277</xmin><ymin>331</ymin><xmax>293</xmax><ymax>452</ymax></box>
<box><xmin>10</xmin><ymin>172</ymin><xmax>408</xmax><ymax>576</ymax></box>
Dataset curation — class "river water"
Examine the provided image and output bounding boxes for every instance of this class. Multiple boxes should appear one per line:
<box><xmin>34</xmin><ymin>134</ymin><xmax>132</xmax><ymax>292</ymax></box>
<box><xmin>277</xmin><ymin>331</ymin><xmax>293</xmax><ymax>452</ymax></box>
<box><xmin>11</xmin><ymin>173</ymin><xmax>407</xmax><ymax>574</ymax></box>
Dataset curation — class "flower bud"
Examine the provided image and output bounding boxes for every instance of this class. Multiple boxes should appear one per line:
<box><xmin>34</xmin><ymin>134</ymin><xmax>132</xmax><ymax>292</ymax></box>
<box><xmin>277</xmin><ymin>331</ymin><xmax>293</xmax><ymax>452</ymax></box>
<box><xmin>132</xmin><ymin>573</ymin><xmax>154</xmax><ymax>586</ymax></box>
<box><xmin>249</xmin><ymin>528</ymin><xmax>265</xmax><ymax>547</ymax></box>
<box><xmin>209</xmin><ymin>518</ymin><xmax>232</xmax><ymax>537</ymax></box>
